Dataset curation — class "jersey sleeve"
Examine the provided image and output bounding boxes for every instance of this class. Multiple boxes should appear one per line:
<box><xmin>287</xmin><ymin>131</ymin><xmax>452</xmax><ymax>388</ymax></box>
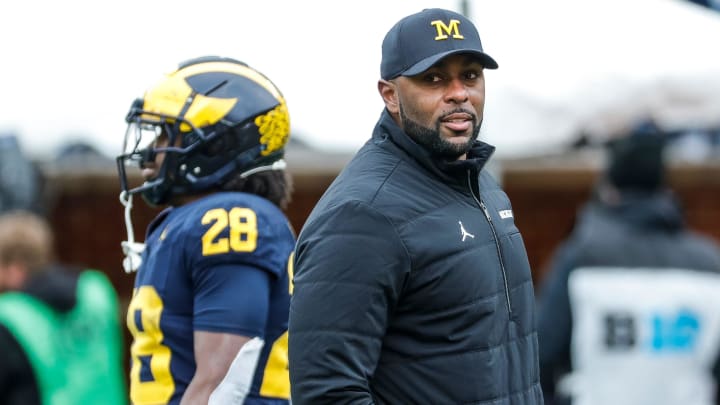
<box><xmin>177</xmin><ymin>193</ymin><xmax>294</xmax><ymax>336</ymax></box>
<box><xmin>192</xmin><ymin>263</ymin><xmax>271</xmax><ymax>336</ymax></box>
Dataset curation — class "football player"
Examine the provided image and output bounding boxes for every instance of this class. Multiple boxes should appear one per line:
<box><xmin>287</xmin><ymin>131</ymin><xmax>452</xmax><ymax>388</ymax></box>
<box><xmin>116</xmin><ymin>56</ymin><xmax>295</xmax><ymax>405</ymax></box>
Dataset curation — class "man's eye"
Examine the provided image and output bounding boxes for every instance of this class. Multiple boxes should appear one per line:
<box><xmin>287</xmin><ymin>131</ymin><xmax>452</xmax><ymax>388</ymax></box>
<box><xmin>422</xmin><ymin>73</ymin><xmax>443</xmax><ymax>83</ymax></box>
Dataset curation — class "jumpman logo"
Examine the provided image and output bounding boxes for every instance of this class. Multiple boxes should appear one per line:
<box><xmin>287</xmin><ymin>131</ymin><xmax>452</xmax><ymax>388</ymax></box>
<box><xmin>459</xmin><ymin>221</ymin><xmax>475</xmax><ymax>242</ymax></box>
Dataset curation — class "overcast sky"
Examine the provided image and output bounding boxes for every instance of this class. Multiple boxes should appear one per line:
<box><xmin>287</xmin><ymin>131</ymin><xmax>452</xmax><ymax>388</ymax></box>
<box><xmin>2</xmin><ymin>0</ymin><xmax>719</xmax><ymax>160</ymax></box>
<box><xmin>0</xmin><ymin>0</ymin><xmax>462</xmax><ymax>158</ymax></box>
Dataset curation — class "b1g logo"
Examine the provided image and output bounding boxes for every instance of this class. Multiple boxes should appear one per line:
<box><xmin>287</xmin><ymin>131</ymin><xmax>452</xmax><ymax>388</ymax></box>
<box><xmin>604</xmin><ymin>309</ymin><xmax>701</xmax><ymax>352</ymax></box>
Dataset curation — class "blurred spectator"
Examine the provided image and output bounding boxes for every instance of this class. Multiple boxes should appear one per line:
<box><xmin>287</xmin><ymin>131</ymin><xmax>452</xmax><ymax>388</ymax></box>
<box><xmin>0</xmin><ymin>135</ymin><xmax>43</xmax><ymax>215</ymax></box>
<box><xmin>53</xmin><ymin>140</ymin><xmax>113</xmax><ymax>170</ymax></box>
<box><xmin>0</xmin><ymin>210</ymin><xmax>127</xmax><ymax>405</ymax></box>
<box><xmin>536</xmin><ymin>122</ymin><xmax>720</xmax><ymax>405</ymax></box>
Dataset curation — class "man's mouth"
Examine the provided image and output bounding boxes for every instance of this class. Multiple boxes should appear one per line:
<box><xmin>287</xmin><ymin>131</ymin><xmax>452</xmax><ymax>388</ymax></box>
<box><xmin>441</xmin><ymin>112</ymin><xmax>473</xmax><ymax>133</ymax></box>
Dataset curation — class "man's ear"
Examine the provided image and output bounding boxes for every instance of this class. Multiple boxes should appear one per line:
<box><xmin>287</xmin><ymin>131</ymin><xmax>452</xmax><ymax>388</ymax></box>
<box><xmin>378</xmin><ymin>79</ymin><xmax>399</xmax><ymax>114</ymax></box>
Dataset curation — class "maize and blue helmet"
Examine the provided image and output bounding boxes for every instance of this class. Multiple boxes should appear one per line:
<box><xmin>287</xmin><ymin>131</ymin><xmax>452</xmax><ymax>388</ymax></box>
<box><xmin>116</xmin><ymin>56</ymin><xmax>290</xmax><ymax>206</ymax></box>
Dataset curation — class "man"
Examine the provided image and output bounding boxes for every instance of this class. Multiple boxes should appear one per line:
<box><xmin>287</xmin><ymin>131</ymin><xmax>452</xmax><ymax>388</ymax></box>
<box><xmin>289</xmin><ymin>8</ymin><xmax>543</xmax><ymax>404</ymax></box>
<box><xmin>0</xmin><ymin>210</ymin><xmax>126</xmax><ymax>405</ymax></box>
<box><xmin>116</xmin><ymin>56</ymin><xmax>295</xmax><ymax>404</ymax></box>
<box><xmin>537</xmin><ymin>126</ymin><xmax>720</xmax><ymax>405</ymax></box>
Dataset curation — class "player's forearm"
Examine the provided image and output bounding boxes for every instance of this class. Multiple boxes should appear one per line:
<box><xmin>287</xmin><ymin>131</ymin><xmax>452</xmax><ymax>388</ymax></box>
<box><xmin>179</xmin><ymin>376</ymin><xmax>222</xmax><ymax>405</ymax></box>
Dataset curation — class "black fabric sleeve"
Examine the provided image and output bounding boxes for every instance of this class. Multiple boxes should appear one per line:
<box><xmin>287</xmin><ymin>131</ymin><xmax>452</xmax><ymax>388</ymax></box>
<box><xmin>0</xmin><ymin>325</ymin><xmax>41</xmax><ymax>405</ymax></box>
<box><xmin>536</xmin><ymin>241</ymin><xmax>577</xmax><ymax>405</ymax></box>
<box><xmin>289</xmin><ymin>201</ymin><xmax>409</xmax><ymax>404</ymax></box>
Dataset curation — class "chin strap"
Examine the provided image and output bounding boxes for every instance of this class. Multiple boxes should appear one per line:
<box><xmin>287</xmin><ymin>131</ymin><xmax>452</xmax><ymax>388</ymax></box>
<box><xmin>119</xmin><ymin>191</ymin><xmax>146</xmax><ymax>273</ymax></box>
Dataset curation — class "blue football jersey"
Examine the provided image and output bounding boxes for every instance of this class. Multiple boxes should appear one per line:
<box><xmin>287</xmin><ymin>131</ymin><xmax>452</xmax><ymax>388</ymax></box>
<box><xmin>126</xmin><ymin>192</ymin><xmax>295</xmax><ymax>405</ymax></box>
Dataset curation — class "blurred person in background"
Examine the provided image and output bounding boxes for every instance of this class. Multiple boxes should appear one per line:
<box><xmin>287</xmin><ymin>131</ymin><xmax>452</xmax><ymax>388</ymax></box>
<box><xmin>0</xmin><ymin>210</ymin><xmax>126</xmax><ymax>405</ymax></box>
<box><xmin>0</xmin><ymin>134</ymin><xmax>44</xmax><ymax>216</ymax></box>
<box><xmin>537</xmin><ymin>121</ymin><xmax>720</xmax><ymax>405</ymax></box>
<box><xmin>115</xmin><ymin>56</ymin><xmax>295</xmax><ymax>404</ymax></box>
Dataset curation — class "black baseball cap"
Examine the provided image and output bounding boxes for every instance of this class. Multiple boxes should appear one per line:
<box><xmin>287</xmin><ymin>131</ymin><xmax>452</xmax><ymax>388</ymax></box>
<box><xmin>381</xmin><ymin>8</ymin><xmax>498</xmax><ymax>80</ymax></box>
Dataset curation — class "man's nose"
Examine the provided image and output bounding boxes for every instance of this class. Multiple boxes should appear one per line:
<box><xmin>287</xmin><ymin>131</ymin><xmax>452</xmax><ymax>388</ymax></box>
<box><xmin>444</xmin><ymin>78</ymin><xmax>469</xmax><ymax>103</ymax></box>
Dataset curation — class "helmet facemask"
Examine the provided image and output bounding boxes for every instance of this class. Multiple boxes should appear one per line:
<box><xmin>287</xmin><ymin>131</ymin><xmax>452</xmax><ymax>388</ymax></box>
<box><xmin>117</xmin><ymin>109</ymin><xmax>203</xmax><ymax>206</ymax></box>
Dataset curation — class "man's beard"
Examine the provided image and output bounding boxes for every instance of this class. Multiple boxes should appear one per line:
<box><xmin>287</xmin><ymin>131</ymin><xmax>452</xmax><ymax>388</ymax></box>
<box><xmin>399</xmin><ymin>104</ymin><xmax>480</xmax><ymax>160</ymax></box>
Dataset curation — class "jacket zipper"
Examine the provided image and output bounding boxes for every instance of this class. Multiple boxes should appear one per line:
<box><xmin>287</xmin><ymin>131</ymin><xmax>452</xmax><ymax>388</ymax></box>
<box><xmin>467</xmin><ymin>170</ymin><xmax>513</xmax><ymax>316</ymax></box>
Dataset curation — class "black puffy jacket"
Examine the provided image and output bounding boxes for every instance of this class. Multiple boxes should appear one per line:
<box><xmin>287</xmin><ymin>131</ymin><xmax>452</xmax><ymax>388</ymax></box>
<box><xmin>289</xmin><ymin>110</ymin><xmax>543</xmax><ymax>404</ymax></box>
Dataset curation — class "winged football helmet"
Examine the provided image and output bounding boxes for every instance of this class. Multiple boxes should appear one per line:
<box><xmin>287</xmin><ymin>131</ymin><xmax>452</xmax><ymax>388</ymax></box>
<box><xmin>116</xmin><ymin>55</ymin><xmax>290</xmax><ymax>206</ymax></box>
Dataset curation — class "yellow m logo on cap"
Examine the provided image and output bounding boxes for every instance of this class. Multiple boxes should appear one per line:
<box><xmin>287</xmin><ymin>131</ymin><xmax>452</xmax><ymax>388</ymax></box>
<box><xmin>431</xmin><ymin>19</ymin><xmax>464</xmax><ymax>40</ymax></box>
